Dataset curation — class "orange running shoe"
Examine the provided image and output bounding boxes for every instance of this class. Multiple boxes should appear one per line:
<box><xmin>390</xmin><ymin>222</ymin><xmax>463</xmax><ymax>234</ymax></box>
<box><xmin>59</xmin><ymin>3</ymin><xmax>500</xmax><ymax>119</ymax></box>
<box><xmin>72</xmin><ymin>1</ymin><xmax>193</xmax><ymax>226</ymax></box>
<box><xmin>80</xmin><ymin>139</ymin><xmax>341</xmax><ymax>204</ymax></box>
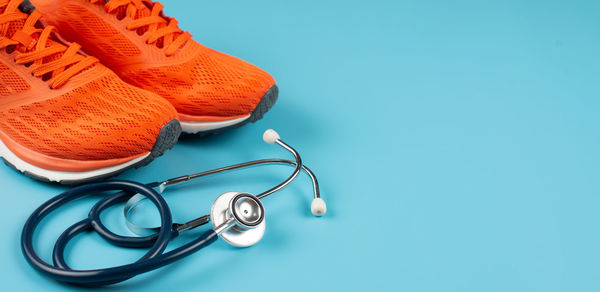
<box><xmin>0</xmin><ymin>0</ymin><xmax>181</xmax><ymax>184</ymax></box>
<box><xmin>31</xmin><ymin>0</ymin><xmax>278</xmax><ymax>135</ymax></box>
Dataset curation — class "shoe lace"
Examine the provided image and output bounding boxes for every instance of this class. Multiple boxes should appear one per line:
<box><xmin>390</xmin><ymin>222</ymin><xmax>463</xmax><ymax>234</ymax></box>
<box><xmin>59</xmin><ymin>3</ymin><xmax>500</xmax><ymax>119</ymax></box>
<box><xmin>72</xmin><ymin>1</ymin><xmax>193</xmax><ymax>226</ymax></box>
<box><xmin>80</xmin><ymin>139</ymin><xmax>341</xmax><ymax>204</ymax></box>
<box><xmin>0</xmin><ymin>0</ymin><xmax>98</xmax><ymax>89</ymax></box>
<box><xmin>91</xmin><ymin>0</ymin><xmax>192</xmax><ymax>56</ymax></box>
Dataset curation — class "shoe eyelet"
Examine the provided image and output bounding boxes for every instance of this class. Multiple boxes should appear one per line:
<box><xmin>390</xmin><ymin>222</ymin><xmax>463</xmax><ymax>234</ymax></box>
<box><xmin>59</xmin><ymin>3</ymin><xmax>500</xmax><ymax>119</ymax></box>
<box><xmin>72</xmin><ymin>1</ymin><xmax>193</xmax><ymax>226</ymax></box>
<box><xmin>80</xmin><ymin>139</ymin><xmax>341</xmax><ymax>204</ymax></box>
<box><xmin>5</xmin><ymin>45</ymin><xmax>16</xmax><ymax>54</ymax></box>
<box><xmin>40</xmin><ymin>73</ymin><xmax>52</xmax><ymax>82</ymax></box>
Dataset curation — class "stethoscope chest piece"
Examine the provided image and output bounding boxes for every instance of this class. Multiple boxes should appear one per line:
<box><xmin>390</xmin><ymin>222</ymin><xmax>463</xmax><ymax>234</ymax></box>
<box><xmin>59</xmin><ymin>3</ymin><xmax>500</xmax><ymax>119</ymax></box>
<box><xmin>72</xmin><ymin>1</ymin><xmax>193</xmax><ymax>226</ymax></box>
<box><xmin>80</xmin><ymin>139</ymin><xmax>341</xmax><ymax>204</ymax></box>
<box><xmin>210</xmin><ymin>192</ymin><xmax>266</xmax><ymax>247</ymax></box>
<box><xmin>21</xmin><ymin>130</ymin><xmax>327</xmax><ymax>287</ymax></box>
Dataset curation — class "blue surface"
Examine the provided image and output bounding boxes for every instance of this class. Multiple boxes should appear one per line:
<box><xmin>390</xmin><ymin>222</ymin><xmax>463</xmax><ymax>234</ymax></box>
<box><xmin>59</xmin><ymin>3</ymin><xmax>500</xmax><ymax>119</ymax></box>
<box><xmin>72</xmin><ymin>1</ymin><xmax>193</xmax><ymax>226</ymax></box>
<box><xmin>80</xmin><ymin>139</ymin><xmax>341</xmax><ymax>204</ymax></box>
<box><xmin>2</xmin><ymin>0</ymin><xmax>600</xmax><ymax>291</ymax></box>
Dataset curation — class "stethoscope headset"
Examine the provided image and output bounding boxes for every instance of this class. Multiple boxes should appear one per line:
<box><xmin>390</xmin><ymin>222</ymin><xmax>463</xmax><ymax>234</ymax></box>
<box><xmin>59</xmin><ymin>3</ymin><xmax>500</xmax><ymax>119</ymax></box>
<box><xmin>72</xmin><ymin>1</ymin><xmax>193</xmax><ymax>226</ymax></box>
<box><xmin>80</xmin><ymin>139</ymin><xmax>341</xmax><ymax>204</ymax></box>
<box><xmin>21</xmin><ymin>130</ymin><xmax>327</xmax><ymax>286</ymax></box>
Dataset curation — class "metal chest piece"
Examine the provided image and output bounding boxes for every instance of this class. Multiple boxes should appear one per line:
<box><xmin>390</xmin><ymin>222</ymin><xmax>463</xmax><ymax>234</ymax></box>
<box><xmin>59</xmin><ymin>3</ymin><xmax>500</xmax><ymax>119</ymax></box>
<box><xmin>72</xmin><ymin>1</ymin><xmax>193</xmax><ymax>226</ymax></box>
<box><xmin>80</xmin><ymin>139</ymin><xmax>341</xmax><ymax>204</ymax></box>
<box><xmin>210</xmin><ymin>192</ymin><xmax>266</xmax><ymax>247</ymax></box>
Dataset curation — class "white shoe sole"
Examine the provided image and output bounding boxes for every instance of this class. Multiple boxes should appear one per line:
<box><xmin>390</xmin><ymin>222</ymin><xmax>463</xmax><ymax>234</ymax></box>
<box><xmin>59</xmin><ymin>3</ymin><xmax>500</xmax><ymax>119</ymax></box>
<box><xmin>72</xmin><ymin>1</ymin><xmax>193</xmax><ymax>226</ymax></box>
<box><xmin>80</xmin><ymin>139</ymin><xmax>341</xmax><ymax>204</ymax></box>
<box><xmin>180</xmin><ymin>115</ymin><xmax>250</xmax><ymax>134</ymax></box>
<box><xmin>0</xmin><ymin>138</ymin><xmax>149</xmax><ymax>184</ymax></box>
<box><xmin>0</xmin><ymin>119</ymin><xmax>181</xmax><ymax>184</ymax></box>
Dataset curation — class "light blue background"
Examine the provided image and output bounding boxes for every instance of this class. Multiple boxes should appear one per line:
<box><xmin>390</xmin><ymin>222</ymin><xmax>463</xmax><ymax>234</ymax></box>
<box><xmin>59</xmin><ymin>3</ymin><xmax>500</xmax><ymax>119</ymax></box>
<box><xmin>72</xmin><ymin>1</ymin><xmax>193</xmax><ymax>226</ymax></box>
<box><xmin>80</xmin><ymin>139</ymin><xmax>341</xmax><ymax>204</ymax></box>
<box><xmin>1</xmin><ymin>0</ymin><xmax>599</xmax><ymax>291</ymax></box>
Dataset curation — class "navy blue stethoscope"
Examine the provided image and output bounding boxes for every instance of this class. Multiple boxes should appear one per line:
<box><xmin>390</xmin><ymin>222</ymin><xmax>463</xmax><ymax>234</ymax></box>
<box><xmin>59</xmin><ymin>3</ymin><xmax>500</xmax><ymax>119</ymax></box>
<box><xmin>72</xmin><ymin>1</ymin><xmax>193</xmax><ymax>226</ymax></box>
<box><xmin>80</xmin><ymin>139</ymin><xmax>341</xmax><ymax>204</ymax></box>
<box><xmin>21</xmin><ymin>130</ymin><xmax>326</xmax><ymax>286</ymax></box>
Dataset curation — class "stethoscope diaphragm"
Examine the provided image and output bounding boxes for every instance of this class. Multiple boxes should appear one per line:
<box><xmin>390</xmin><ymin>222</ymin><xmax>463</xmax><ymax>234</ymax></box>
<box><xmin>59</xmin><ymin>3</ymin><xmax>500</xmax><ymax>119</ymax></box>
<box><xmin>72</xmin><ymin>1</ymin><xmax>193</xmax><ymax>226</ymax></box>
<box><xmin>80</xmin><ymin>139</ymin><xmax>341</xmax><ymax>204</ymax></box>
<box><xmin>211</xmin><ymin>192</ymin><xmax>266</xmax><ymax>247</ymax></box>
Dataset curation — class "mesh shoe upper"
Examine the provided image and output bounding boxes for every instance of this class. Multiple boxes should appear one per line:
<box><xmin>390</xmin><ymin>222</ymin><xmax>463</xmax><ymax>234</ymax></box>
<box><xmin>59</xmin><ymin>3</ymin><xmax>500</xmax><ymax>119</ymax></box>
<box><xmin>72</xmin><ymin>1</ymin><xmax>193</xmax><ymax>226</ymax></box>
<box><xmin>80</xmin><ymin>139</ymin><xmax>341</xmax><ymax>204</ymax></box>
<box><xmin>0</xmin><ymin>0</ymin><xmax>178</xmax><ymax>162</ymax></box>
<box><xmin>31</xmin><ymin>0</ymin><xmax>277</xmax><ymax>119</ymax></box>
<box><xmin>0</xmin><ymin>69</ymin><xmax>178</xmax><ymax>160</ymax></box>
<box><xmin>0</xmin><ymin>61</ymin><xmax>30</xmax><ymax>95</ymax></box>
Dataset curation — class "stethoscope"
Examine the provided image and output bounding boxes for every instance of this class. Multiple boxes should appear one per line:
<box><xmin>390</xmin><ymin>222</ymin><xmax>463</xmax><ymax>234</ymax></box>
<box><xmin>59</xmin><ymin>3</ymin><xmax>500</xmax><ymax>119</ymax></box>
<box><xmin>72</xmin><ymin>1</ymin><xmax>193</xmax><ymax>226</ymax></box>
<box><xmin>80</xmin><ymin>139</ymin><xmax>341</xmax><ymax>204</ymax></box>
<box><xmin>21</xmin><ymin>130</ymin><xmax>327</xmax><ymax>286</ymax></box>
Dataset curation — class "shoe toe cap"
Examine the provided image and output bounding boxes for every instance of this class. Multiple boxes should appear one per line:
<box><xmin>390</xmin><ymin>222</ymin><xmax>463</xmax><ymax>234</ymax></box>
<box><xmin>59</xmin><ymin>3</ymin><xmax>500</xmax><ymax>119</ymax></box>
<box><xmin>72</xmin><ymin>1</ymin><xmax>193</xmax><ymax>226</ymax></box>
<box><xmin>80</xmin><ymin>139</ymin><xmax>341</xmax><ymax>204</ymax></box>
<box><xmin>122</xmin><ymin>47</ymin><xmax>277</xmax><ymax>118</ymax></box>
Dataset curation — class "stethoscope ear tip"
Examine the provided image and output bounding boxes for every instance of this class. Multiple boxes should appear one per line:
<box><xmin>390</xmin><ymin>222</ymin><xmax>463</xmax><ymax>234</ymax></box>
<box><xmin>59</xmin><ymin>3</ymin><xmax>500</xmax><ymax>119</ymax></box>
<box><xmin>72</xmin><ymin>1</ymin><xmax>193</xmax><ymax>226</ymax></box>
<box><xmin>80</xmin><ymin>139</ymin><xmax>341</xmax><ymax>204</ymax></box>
<box><xmin>311</xmin><ymin>198</ymin><xmax>327</xmax><ymax>217</ymax></box>
<box><xmin>263</xmin><ymin>129</ymin><xmax>280</xmax><ymax>144</ymax></box>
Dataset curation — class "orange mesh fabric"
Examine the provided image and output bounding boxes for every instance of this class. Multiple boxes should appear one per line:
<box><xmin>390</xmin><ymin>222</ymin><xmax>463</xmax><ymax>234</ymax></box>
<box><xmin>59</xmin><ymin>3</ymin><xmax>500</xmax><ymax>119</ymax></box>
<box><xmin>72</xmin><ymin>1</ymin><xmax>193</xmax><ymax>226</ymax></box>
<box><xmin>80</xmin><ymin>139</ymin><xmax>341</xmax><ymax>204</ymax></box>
<box><xmin>56</xmin><ymin>3</ymin><xmax>142</xmax><ymax>59</ymax></box>
<box><xmin>0</xmin><ymin>72</ymin><xmax>177</xmax><ymax>160</ymax></box>
<box><xmin>0</xmin><ymin>62</ymin><xmax>29</xmax><ymax>96</ymax></box>
<box><xmin>119</xmin><ymin>47</ymin><xmax>276</xmax><ymax>117</ymax></box>
<box><xmin>30</xmin><ymin>0</ymin><xmax>276</xmax><ymax>118</ymax></box>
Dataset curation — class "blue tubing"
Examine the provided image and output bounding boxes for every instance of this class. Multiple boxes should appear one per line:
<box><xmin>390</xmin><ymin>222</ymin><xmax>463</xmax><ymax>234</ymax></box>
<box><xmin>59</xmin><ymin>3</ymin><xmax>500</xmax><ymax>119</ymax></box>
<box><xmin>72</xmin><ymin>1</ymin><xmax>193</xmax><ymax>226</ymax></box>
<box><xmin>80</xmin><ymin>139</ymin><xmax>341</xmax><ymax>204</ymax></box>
<box><xmin>21</xmin><ymin>180</ymin><xmax>218</xmax><ymax>286</ymax></box>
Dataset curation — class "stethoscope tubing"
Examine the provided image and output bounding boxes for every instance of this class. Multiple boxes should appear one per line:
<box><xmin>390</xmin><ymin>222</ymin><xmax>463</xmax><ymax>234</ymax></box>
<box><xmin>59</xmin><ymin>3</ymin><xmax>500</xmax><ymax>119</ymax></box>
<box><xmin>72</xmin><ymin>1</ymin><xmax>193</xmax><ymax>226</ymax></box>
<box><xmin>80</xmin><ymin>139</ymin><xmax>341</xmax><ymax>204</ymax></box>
<box><xmin>88</xmin><ymin>184</ymin><xmax>176</xmax><ymax>248</ymax></box>
<box><xmin>21</xmin><ymin>180</ymin><xmax>218</xmax><ymax>285</ymax></box>
<box><xmin>20</xmin><ymin>132</ymin><xmax>323</xmax><ymax>286</ymax></box>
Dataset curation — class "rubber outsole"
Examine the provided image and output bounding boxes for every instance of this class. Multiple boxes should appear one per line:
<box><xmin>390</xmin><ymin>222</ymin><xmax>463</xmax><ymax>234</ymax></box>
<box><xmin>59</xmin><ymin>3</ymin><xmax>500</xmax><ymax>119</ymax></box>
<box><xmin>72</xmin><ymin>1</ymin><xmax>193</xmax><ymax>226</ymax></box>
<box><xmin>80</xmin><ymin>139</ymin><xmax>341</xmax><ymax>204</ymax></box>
<box><xmin>1</xmin><ymin>119</ymin><xmax>182</xmax><ymax>185</ymax></box>
<box><xmin>183</xmin><ymin>85</ymin><xmax>279</xmax><ymax>136</ymax></box>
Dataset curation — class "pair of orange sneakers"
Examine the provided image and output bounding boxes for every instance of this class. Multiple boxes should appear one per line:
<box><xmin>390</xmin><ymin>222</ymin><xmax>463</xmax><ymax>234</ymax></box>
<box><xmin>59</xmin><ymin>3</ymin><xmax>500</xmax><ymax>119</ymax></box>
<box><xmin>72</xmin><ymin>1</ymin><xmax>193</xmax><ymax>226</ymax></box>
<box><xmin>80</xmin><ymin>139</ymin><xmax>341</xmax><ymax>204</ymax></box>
<box><xmin>0</xmin><ymin>0</ymin><xmax>278</xmax><ymax>184</ymax></box>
